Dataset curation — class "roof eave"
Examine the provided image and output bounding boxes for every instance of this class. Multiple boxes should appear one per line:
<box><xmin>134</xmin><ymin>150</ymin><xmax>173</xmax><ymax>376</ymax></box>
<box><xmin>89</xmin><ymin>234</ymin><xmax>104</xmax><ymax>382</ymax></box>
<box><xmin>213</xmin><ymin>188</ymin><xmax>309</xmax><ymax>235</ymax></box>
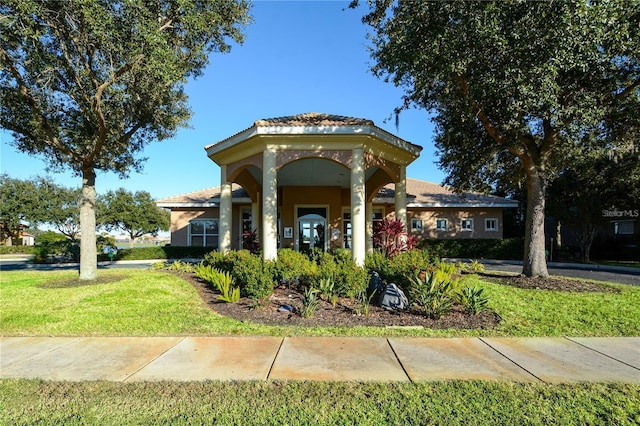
<box><xmin>205</xmin><ymin>124</ymin><xmax>423</xmax><ymax>160</ymax></box>
<box><xmin>156</xmin><ymin>197</ymin><xmax>253</xmax><ymax>208</ymax></box>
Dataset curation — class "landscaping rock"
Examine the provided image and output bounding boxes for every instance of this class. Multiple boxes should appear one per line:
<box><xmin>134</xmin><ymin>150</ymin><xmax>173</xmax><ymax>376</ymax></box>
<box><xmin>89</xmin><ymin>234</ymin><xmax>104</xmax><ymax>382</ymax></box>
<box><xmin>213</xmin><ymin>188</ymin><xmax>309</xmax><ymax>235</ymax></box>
<box><xmin>379</xmin><ymin>283</ymin><xmax>408</xmax><ymax>311</ymax></box>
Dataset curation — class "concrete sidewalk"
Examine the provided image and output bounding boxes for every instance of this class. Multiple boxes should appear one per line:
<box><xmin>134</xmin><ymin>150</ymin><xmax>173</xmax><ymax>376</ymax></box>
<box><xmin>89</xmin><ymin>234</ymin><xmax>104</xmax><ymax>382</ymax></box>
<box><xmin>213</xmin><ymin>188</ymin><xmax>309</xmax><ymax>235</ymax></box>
<box><xmin>1</xmin><ymin>336</ymin><xmax>638</xmax><ymax>383</ymax></box>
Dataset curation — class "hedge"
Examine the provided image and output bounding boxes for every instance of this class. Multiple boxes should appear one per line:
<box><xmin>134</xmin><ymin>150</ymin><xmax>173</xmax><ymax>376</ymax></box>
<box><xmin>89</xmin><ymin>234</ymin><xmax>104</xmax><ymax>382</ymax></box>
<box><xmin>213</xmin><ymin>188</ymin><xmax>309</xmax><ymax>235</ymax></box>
<box><xmin>0</xmin><ymin>245</ymin><xmax>38</xmax><ymax>255</ymax></box>
<box><xmin>418</xmin><ymin>238</ymin><xmax>524</xmax><ymax>260</ymax></box>
<box><xmin>113</xmin><ymin>246</ymin><xmax>213</xmax><ymax>261</ymax></box>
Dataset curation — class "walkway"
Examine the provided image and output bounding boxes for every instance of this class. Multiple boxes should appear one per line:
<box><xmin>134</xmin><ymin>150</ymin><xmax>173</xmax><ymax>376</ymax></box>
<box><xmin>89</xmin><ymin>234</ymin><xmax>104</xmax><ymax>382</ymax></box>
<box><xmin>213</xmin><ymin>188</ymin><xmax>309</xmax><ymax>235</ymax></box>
<box><xmin>2</xmin><ymin>336</ymin><xmax>639</xmax><ymax>383</ymax></box>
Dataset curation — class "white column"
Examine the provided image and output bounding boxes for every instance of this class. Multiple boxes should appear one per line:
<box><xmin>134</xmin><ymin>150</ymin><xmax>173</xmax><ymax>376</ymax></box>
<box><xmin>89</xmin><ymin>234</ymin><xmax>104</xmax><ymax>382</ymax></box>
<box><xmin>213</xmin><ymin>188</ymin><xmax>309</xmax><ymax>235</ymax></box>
<box><xmin>219</xmin><ymin>165</ymin><xmax>232</xmax><ymax>253</ymax></box>
<box><xmin>366</xmin><ymin>201</ymin><xmax>373</xmax><ymax>253</ymax></box>
<box><xmin>395</xmin><ymin>165</ymin><xmax>407</xmax><ymax>228</ymax></box>
<box><xmin>351</xmin><ymin>147</ymin><xmax>366</xmax><ymax>266</ymax></box>
<box><xmin>262</xmin><ymin>148</ymin><xmax>278</xmax><ymax>261</ymax></box>
<box><xmin>251</xmin><ymin>192</ymin><xmax>260</xmax><ymax>241</ymax></box>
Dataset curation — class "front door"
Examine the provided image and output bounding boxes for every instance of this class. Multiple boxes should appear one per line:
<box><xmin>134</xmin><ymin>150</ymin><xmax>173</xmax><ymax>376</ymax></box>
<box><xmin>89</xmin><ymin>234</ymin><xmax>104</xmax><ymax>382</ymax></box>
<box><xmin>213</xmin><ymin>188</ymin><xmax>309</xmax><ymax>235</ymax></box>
<box><xmin>297</xmin><ymin>208</ymin><xmax>327</xmax><ymax>253</ymax></box>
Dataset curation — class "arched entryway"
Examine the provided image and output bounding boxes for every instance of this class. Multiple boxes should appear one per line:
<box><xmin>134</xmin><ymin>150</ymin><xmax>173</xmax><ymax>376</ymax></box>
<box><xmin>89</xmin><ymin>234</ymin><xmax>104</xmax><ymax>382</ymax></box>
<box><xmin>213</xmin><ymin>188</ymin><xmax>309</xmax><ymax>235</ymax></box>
<box><xmin>206</xmin><ymin>113</ymin><xmax>422</xmax><ymax>266</ymax></box>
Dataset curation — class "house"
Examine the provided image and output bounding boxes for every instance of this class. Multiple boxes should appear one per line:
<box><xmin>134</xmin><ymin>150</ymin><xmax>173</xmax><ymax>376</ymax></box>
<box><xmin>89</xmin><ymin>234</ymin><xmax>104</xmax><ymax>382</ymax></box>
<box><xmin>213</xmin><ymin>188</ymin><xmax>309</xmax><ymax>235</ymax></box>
<box><xmin>21</xmin><ymin>232</ymin><xmax>35</xmax><ymax>246</ymax></box>
<box><xmin>156</xmin><ymin>113</ymin><xmax>518</xmax><ymax>265</ymax></box>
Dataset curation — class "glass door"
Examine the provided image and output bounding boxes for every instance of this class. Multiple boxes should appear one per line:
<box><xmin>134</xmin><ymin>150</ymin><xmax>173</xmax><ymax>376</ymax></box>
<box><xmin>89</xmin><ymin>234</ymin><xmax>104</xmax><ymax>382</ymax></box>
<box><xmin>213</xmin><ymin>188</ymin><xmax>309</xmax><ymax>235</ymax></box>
<box><xmin>297</xmin><ymin>208</ymin><xmax>327</xmax><ymax>253</ymax></box>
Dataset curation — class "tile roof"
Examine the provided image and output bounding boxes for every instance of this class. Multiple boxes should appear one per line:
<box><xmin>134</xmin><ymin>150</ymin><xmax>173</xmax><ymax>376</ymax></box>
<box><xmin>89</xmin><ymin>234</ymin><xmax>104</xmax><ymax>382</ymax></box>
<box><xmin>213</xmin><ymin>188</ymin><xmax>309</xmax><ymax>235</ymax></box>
<box><xmin>156</xmin><ymin>184</ymin><xmax>248</xmax><ymax>206</ymax></box>
<box><xmin>254</xmin><ymin>112</ymin><xmax>374</xmax><ymax>127</ymax></box>
<box><xmin>377</xmin><ymin>178</ymin><xmax>518</xmax><ymax>207</ymax></box>
<box><xmin>205</xmin><ymin>112</ymin><xmax>422</xmax><ymax>154</ymax></box>
<box><xmin>156</xmin><ymin>178</ymin><xmax>517</xmax><ymax>208</ymax></box>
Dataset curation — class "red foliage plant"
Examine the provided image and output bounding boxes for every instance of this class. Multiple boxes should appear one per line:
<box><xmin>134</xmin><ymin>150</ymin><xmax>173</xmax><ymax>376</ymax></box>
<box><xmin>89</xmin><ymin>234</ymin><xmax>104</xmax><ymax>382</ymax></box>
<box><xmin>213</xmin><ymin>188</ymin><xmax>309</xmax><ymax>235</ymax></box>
<box><xmin>373</xmin><ymin>219</ymin><xmax>419</xmax><ymax>258</ymax></box>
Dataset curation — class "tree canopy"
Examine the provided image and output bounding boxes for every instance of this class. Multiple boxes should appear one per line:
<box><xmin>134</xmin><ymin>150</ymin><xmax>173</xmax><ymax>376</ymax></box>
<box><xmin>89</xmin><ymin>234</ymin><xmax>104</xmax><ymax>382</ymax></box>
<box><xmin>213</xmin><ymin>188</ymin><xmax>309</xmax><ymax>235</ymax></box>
<box><xmin>356</xmin><ymin>0</ymin><xmax>640</xmax><ymax>276</ymax></box>
<box><xmin>0</xmin><ymin>175</ymin><xmax>38</xmax><ymax>243</ymax></box>
<box><xmin>0</xmin><ymin>0</ymin><xmax>251</xmax><ymax>279</ymax></box>
<box><xmin>98</xmin><ymin>188</ymin><xmax>170</xmax><ymax>247</ymax></box>
<box><xmin>546</xmin><ymin>144</ymin><xmax>640</xmax><ymax>262</ymax></box>
<box><xmin>0</xmin><ymin>175</ymin><xmax>83</xmax><ymax>240</ymax></box>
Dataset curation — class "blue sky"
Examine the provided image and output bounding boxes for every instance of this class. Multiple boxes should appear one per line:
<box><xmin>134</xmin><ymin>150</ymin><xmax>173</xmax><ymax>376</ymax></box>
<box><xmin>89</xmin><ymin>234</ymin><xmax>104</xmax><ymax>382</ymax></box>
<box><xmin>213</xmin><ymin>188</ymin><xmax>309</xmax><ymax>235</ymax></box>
<box><xmin>0</xmin><ymin>0</ymin><xmax>444</xmax><ymax>200</ymax></box>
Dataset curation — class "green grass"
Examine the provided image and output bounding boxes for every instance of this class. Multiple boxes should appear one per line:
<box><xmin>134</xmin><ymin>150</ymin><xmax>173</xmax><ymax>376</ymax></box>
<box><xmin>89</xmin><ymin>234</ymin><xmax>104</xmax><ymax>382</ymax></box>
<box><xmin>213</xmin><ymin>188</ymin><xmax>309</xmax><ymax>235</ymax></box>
<box><xmin>2</xmin><ymin>271</ymin><xmax>639</xmax><ymax>424</ymax></box>
<box><xmin>1</xmin><ymin>270</ymin><xmax>639</xmax><ymax>337</ymax></box>
<box><xmin>479</xmin><ymin>278</ymin><xmax>640</xmax><ymax>336</ymax></box>
<box><xmin>1</xmin><ymin>380</ymin><xmax>638</xmax><ymax>425</ymax></box>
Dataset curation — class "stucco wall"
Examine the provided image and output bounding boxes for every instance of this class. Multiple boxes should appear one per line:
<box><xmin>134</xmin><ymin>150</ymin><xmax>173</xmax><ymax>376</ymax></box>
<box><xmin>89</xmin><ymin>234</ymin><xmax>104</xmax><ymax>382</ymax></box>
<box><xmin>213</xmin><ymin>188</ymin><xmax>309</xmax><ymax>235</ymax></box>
<box><xmin>169</xmin><ymin>203</ymin><xmax>506</xmax><ymax>247</ymax></box>
<box><xmin>170</xmin><ymin>206</ymin><xmax>249</xmax><ymax>249</ymax></box>
<box><xmin>406</xmin><ymin>207</ymin><xmax>504</xmax><ymax>239</ymax></box>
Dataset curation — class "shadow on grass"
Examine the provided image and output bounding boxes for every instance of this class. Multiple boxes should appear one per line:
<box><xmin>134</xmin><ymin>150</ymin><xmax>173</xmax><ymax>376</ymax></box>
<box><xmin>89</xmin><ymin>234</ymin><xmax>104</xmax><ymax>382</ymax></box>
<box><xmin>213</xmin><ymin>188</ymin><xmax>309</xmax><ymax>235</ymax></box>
<box><xmin>39</xmin><ymin>275</ymin><xmax>126</xmax><ymax>289</ymax></box>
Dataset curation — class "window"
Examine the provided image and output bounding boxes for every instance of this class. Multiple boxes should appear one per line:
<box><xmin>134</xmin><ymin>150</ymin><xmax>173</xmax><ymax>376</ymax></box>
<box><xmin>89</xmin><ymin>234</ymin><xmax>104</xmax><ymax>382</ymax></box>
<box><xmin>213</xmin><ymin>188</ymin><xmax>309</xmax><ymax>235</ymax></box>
<box><xmin>189</xmin><ymin>219</ymin><xmax>218</xmax><ymax>247</ymax></box>
<box><xmin>436</xmin><ymin>218</ymin><xmax>448</xmax><ymax>231</ymax></box>
<box><xmin>342</xmin><ymin>207</ymin><xmax>384</xmax><ymax>249</ymax></box>
<box><xmin>461</xmin><ymin>218</ymin><xmax>474</xmax><ymax>231</ymax></box>
<box><xmin>343</xmin><ymin>211</ymin><xmax>352</xmax><ymax>248</ymax></box>
<box><xmin>485</xmin><ymin>218</ymin><xmax>498</xmax><ymax>232</ymax></box>
<box><xmin>615</xmin><ymin>221</ymin><xmax>634</xmax><ymax>235</ymax></box>
<box><xmin>372</xmin><ymin>208</ymin><xmax>384</xmax><ymax>229</ymax></box>
<box><xmin>411</xmin><ymin>218</ymin><xmax>423</xmax><ymax>231</ymax></box>
<box><xmin>241</xmin><ymin>208</ymin><xmax>252</xmax><ymax>234</ymax></box>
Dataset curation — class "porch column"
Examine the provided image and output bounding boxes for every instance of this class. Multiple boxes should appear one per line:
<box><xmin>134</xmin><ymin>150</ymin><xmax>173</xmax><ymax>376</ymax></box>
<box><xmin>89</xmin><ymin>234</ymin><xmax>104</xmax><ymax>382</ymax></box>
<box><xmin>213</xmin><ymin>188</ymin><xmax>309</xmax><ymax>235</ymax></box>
<box><xmin>262</xmin><ymin>148</ymin><xmax>278</xmax><ymax>261</ymax></box>
<box><xmin>395</xmin><ymin>165</ymin><xmax>407</xmax><ymax>228</ymax></box>
<box><xmin>351</xmin><ymin>147</ymin><xmax>366</xmax><ymax>266</ymax></box>
<box><xmin>251</xmin><ymin>191</ymin><xmax>260</xmax><ymax>241</ymax></box>
<box><xmin>366</xmin><ymin>201</ymin><xmax>373</xmax><ymax>253</ymax></box>
<box><xmin>219</xmin><ymin>165</ymin><xmax>232</xmax><ymax>253</ymax></box>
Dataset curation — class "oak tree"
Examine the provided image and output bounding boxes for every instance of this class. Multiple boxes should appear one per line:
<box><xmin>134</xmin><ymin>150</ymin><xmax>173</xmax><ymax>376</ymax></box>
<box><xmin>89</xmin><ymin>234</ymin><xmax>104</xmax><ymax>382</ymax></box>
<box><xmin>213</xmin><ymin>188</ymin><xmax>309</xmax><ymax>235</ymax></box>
<box><xmin>98</xmin><ymin>188</ymin><xmax>170</xmax><ymax>248</ymax></box>
<box><xmin>355</xmin><ymin>0</ymin><xmax>639</xmax><ymax>276</ymax></box>
<box><xmin>0</xmin><ymin>0</ymin><xmax>250</xmax><ymax>279</ymax></box>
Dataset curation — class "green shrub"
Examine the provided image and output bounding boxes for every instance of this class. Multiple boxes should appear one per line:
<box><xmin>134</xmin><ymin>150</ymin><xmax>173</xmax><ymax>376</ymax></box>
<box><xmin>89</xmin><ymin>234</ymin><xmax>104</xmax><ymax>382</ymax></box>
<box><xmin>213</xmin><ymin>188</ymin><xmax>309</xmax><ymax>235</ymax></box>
<box><xmin>0</xmin><ymin>245</ymin><xmax>38</xmax><ymax>255</ymax></box>
<box><xmin>317</xmin><ymin>276</ymin><xmax>338</xmax><ymax>306</ymax></box>
<box><xmin>315</xmin><ymin>250</ymin><xmax>367</xmax><ymax>298</ymax></box>
<box><xmin>418</xmin><ymin>238</ymin><xmax>524</xmax><ymax>260</ymax></box>
<box><xmin>207</xmin><ymin>250</ymin><xmax>274</xmax><ymax>300</ymax></box>
<box><xmin>194</xmin><ymin>262</ymin><xmax>219</xmax><ymax>283</ymax></box>
<box><xmin>408</xmin><ymin>272</ymin><xmax>455</xmax><ymax>319</ymax></box>
<box><xmin>274</xmin><ymin>248</ymin><xmax>317</xmax><ymax>285</ymax></box>
<box><xmin>377</xmin><ymin>249</ymin><xmax>436</xmax><ymax>290</ymax></box>
<box><xmin>457</xmin><ymin>286</ymin><xmax>490</xmax><ymax>315</ymax></box>
<box><xmin>300</xmin><ymin>287</ymin><xmax>320</xmax><ymax>318</ymax></box>
<box><xmin>364</xmin><ymin>250</ymin><xmax>390</xmax><ymax>276</ymax></box>
<box><xmin>196</xmin><ymin>265</ymin><xmax>240</xmax><ymax>303</ymax></box>
<box><xmin>32</xmin><ymin>232</ymin><xmax>79</xmax><ymax>263</ymax></box>
<box><xmin>456</xmin><ymin>260</ymin><xmax>486</xmax><ymax>273</ymax></box>
<box><xmin>164</xmin><ymin>260</ymin><xmax>195</xmax><ymax>273</ymax></box>
<box><xmin>202</xmin><ymin>250</ymin><xmax>226</xmax><ymax>267</ymax></box>
<box><xmin>115</xmin><ymin>246</ymin><xmax>213</xmax><ymax>261</ymax></box>
<box><xmin>195</xmin><ymin>262</ymin><xmax>240</xmax><ymax>302</ymax></box>
<box><xmin>354</xmin><ymin>290</ymin><xmax>375</xmax><ymax>316</ymax></box>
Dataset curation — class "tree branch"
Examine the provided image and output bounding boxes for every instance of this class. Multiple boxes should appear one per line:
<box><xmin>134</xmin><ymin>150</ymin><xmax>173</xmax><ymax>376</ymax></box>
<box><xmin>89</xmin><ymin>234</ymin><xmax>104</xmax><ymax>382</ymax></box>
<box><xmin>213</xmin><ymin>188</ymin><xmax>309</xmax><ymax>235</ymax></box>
<box><xmin>615</xmin><ymin>76</ymin><xmax>640</xmax><ymax>100</ymax></box>
<box><xmin>0</xmin><ymin>48</ymin><xmax>71</xmax><ymax>157</ymax></box>
<box><xmin>455</xmin><ymin>74</ymin><xmax>525</xmax><ymax>157</ymax></box>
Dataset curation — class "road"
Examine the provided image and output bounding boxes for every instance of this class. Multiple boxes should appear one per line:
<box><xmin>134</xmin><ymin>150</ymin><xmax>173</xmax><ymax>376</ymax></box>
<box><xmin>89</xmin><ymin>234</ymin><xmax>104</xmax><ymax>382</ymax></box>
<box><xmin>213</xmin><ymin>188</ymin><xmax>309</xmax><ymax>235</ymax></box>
<box><xmin>0</xmin><ymin>256</ymin><xmax>159</xmax><ymax>271</ymax></box>
<box><xmin>467</xmin><ymin>259</ymin><xmax>640</xmax><ymax>286</ymax></box>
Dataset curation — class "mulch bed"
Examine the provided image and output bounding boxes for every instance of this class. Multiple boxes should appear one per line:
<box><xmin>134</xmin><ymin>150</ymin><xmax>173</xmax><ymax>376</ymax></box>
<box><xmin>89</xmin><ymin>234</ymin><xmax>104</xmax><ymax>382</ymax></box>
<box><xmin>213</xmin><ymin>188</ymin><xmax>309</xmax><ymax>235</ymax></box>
<box><xmin>173</xmin><ymin>271</ymin><xmax>616</xmax><ymax>329</ymax></box>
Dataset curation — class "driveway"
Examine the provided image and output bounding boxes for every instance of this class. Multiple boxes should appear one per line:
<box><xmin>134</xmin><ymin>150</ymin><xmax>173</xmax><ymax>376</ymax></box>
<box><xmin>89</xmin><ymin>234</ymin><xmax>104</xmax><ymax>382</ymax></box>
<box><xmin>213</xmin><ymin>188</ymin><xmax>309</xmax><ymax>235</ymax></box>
<box><xmin>464</xmin><ymin>259</ymin><xmax>640</xmax><ymax>286</ymax></box>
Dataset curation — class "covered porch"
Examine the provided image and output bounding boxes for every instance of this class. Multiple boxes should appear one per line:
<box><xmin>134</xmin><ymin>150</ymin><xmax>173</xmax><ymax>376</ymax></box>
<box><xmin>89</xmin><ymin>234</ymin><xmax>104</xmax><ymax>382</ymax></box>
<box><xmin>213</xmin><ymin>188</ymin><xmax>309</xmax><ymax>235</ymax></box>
<box><xmin>206</xmin><ymin>113</ymin><xmax>422</xmax><ymax>266</ymax></box>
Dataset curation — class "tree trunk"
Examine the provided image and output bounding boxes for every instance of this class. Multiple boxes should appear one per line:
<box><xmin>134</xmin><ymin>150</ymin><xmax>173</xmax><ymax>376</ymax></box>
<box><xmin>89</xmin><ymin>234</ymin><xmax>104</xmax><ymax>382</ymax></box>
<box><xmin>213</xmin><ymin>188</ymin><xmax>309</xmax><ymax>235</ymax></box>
<box><xmin>522</xmin><ymin>168</ymin><xmax>549</xmax><ymax>277</ymax></box>
<box><xmin>79</xmin><ymin>169</ymin><xmax>98</xmax><ymax>280</ymax></box>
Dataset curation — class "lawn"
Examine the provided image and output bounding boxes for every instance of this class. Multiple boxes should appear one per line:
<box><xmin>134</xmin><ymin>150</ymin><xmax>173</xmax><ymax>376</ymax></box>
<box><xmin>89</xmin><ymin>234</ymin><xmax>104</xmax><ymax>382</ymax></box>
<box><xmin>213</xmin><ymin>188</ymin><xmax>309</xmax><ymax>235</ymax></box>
<box><xmin>1</xmin><ymin>269</ymin><xmax>639</xmax><ymax>337</ymax></box>
<box><xmin>1</xmin><ymin>380</ymin><xmax>639</xmax><ymax>425</ymax></box>
<box><xmin>2</xmin><ymin>269</ymin><xmax>639</xmax><ymax>425</ymax></box>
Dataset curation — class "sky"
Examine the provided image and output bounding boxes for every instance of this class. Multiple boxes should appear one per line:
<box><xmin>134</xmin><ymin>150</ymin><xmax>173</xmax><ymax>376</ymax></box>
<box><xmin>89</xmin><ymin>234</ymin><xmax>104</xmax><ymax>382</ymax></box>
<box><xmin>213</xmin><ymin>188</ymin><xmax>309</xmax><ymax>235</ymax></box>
<box><xmin>0</xmin><ymin>0</ymin><xmax>445</xmax><ymax>201</ymax></box>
